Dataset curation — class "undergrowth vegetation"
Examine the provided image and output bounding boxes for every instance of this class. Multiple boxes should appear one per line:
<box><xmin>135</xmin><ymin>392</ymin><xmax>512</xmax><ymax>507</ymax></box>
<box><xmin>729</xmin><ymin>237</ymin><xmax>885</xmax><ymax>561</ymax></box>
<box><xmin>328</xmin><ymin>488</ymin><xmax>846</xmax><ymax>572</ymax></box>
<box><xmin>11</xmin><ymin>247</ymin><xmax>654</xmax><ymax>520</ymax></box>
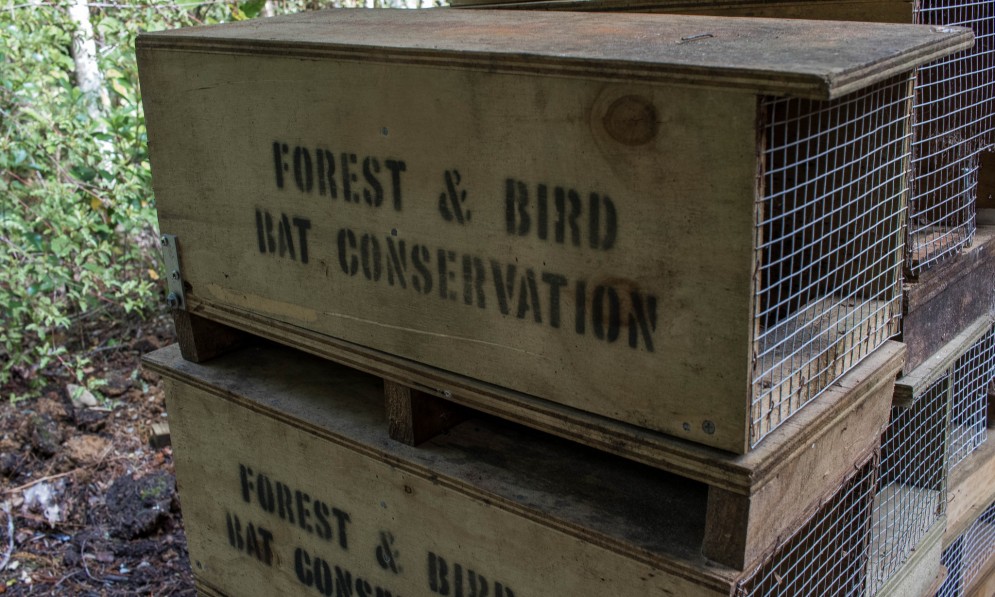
<box><xmin>0</xmin><ymin>0</ymin><xmax>426</xmax><ymax>400</ymax></box>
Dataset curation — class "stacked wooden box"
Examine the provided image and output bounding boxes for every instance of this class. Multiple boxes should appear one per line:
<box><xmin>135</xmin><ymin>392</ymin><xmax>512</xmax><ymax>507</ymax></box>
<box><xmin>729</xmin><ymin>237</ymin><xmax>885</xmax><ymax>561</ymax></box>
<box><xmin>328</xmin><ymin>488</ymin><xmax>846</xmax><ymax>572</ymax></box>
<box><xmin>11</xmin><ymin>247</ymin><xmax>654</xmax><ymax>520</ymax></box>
<box><xmin>441</xmin><ymin>3</ymin><xmax>995</xmax><ymax>595</ymax></box>
<box><xmin>137</xmin><ymin>9</ymin><xmax>976</xmax><ymax>596</ymax></box>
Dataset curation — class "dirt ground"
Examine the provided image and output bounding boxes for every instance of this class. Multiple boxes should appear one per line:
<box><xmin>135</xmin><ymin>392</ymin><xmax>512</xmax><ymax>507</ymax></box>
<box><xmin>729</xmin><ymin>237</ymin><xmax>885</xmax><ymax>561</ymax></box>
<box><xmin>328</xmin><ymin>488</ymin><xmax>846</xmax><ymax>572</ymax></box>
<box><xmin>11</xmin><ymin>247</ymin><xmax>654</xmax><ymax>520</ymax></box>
<box><xmin>0</xmin><ymin>312</ymin><xmax>193</xmax><ymax>596</ymax></box>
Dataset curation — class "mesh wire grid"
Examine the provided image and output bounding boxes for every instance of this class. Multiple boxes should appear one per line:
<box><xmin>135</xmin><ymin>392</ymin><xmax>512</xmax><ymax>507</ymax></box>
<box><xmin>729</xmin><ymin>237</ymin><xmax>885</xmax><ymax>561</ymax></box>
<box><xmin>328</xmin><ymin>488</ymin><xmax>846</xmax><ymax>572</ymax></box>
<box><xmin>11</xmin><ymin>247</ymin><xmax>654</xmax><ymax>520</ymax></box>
<box><xmin>948</xmin><ymin>323</ymin><xmax>995</xmax><ymax>469</ymax></box>
<box><xmin>866</xmin><ymin>376</ymin><xmax>949</xmax><ymax>595</ymax></box>
<box><xmin>907</xmin><ymin>0</ymin><xmax>995</xmax><ymax>273</ymax></box>
<box><xmin>736</xmin><ymin>458</ymin><xmax>878</xmax><ymax>596</ymax></box>
<box><xmin>937</xmin><ymin>500</ymin><xmax>995</xmax><ymax>596</ymax></box>
<box><xmin>751</xmin><ymin>75</ymin><xmax>909</xmax><ymax>447</ymax></box>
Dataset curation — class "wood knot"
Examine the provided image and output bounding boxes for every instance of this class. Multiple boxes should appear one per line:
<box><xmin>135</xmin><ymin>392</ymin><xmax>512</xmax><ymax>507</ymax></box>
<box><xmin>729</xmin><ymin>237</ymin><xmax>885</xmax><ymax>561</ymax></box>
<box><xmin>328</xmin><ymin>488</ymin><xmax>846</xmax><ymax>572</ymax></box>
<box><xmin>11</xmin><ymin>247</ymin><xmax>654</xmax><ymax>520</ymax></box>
<box><xmin>602</xmin><ymin>95</ymin><xmax>657</xmax><ymax>146</ymax></box>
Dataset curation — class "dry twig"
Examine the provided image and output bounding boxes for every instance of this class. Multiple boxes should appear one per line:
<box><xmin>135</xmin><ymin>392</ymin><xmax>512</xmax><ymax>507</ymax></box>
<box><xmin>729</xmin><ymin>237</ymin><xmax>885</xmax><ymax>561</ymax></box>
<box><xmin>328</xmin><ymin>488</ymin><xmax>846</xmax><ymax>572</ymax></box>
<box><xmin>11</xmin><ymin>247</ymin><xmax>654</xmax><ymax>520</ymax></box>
<box><xmin>0</xmin><ymin>500</ymin><xmax>14</xmax><ymax>572</ymax></box>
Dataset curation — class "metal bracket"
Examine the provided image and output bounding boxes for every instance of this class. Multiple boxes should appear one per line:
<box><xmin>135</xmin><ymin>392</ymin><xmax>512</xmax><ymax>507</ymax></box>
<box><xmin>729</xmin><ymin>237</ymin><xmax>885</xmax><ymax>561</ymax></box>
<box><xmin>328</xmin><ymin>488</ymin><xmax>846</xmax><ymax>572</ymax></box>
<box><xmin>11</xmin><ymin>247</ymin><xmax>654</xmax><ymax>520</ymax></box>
<box><xmin>160</xmin><ymin>234</ymin><xmax>186</xmax><ymax>310</ymax></box>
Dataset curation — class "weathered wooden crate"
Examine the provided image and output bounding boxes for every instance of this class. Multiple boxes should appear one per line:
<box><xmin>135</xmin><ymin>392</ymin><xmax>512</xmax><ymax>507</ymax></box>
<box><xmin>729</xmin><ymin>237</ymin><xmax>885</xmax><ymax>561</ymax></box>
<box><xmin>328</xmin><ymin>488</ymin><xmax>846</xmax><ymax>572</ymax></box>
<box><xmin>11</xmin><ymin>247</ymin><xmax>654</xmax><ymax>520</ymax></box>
<box><xmin>144</xmin><ymin>338</ymin><xmax>898</xmax><ymax>592</ymax></box>
<box><xmin>139</xmin><ymin>10</ymin><xmax>965</xmax><ymax>454</ymax></box>
<box><xmin>451</xmin><ymin>0</ymin><xmax>995</xmax><ymax>278</ymax></box>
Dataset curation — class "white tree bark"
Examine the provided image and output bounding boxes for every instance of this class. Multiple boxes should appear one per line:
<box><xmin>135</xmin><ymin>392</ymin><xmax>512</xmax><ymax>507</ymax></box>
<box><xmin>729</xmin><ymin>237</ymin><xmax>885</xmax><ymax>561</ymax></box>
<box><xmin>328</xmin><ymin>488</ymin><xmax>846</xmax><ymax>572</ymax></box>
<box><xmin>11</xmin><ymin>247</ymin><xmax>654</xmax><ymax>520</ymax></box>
<box><xmin>262</xmin><ymin>0</ymin><xmax>276</xmax><ymax>17</ymax></box>
<box><xmin>68</xmin><ymin>0</ymin><xmax>108</xmax><ymax>118</ymax></box>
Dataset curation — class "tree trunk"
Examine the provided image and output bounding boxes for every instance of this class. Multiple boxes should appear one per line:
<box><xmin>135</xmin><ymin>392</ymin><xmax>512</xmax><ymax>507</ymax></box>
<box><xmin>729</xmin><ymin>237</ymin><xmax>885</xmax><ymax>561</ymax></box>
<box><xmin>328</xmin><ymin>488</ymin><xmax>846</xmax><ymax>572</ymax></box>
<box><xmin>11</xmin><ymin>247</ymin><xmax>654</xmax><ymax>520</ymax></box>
<box><xmin>68</xmin><ymin>0</ymin><xmax>108</xmax><ymax>118</ymax></box>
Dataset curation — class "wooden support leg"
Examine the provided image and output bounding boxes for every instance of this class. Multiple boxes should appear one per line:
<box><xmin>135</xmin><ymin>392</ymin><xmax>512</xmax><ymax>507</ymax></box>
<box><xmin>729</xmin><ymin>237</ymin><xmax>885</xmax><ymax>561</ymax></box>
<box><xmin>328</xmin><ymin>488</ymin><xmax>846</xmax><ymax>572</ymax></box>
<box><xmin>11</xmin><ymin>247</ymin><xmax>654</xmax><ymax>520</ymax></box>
<box><xmin>384</xmin><ymin>381</ymin><xmax>467</xmax><ymax>446</ymax></box>
<box><xmin>979</xmin><ymin>150</ymin><xmax>994</xmax><ymax>210</ymax></box>
<box><xmin>702</xmin><ymin>487</ymin><xmax>752</xmax><ymax>569</ymax></box>
<box><xmin>172</xmin><ymin>310</ymin><xmax>247</xmax><ymax>363</ymax></box>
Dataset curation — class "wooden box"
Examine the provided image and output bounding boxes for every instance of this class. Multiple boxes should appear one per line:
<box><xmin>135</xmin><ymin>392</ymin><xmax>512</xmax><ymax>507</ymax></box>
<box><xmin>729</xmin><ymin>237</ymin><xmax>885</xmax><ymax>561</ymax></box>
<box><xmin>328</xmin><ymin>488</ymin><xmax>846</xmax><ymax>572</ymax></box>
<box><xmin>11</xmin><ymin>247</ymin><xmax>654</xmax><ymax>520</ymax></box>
<box><xmin>138</xmin><ymin>10</ymin><xmax>968</xmax><ymax>453</ymax></box>
<box><xmin>145</xmin><ymin>341</ymin><xmax>895</xmax><ymax>595</ymax></box>
<box><xmin>451</xmin><ymin>0</ymin><xmax>995</xmax><ymax>277</ymax></box>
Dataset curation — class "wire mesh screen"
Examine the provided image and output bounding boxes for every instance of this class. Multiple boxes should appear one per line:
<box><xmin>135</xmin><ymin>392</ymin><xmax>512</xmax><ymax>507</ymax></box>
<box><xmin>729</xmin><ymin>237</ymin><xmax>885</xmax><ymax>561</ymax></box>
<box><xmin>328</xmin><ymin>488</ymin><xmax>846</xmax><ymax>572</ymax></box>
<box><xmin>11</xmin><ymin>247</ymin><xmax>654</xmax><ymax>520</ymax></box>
<box><xmin>948</xmin><ymin>323</ymin><xmax>995</xmax><ymax>469</ymax></box>
<box><xmin>937</xmin><ymin>500</ymin><xmax>995</xmax><ymax>596</ymax></box>
<box><xmin>907</xmin><ymin>0</ymin><xmax>995</xmax><ymax>273</ymax></box>
<box><xmin>866</xmin><ymin>376</ymin><xmax>949</xmax><ymax>595</ymax></box>
<box><xmin>736</xmin><ymin>457</ymin><xmax>878</xmax><ymax>596</ymax></box>
<box><xmin>751</xmin><ymin>76</ymin><xmax>909</xmax><ymax>447</ymax></box>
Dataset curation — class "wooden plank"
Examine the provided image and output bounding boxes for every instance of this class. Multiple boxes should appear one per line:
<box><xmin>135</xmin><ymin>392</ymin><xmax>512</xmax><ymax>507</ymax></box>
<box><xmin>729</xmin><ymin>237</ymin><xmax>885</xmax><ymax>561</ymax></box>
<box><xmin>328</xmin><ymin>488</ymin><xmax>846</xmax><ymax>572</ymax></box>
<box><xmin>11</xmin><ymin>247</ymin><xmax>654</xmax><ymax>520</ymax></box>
<box><xmin>967</xmin><ymin>554</ymin><xmax>995</xmax><ymax>597</ymax></box>
<box><xmin>450</xmin><ymin>0</ymin><xmax>916</xmax><ymax>22</ymax></box>
<box><xmin>136</xmin><ymin>11</ymin><xmax>970</xmax><ymax>101</ymax></box>
<box><xmin>895</xmin><ymin>315</ymin><xmax>994</xmax><ymax>406</ymax></box>
<box><xmin>945</xmin><ymin>437</ymin><xmax>995</xmax><ymax>545</ymax></box>
<box><xmin>874</xmin><ymin>517</ymin><xmax>945</xmax><ymax>597</ymax></box>
<box><xmin>902</xmin><ymin>223</ymin><xmax>995</xmax><ymax>372</ymax></box>
<box><xmin>384</xmin><ymin>380</ymin><xmax>468</xmax><ymax>446</ymax></box>
<box><xmin>148</xmin><ymin>343</ymin><xmax>740</xmax><ymax>596</ymax></box>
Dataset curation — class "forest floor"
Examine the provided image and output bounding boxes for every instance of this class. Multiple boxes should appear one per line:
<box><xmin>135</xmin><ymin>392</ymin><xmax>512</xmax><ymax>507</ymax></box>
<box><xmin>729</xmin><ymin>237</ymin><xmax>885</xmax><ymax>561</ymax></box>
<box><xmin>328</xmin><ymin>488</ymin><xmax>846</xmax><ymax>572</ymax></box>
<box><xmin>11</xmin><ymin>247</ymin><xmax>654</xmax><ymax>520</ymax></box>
<box><xmin>0</xmin><ymin>312</ymin><xmax>193</xmax><ymax>596</ymax></box>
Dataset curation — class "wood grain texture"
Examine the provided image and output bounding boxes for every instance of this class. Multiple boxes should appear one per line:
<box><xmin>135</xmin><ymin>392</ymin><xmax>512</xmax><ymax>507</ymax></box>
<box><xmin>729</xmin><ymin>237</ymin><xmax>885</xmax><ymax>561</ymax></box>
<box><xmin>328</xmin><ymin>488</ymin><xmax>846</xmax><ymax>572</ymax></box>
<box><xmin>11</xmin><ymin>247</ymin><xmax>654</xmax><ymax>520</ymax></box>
<box><xmin>135</xmin><ymin>10</ymin><xmax>969</xmax><ymax>101</ymax></box>
<box><xmin>945</xmin><ymin>436</ymin><xmax>995</xmax><ymax>545</ymax></box>
<box><xmin>450</xmin><ymin>0</ymin><xmax>916</xmax><ymax>23</ymax></box>
<box><xmin>150</xmin><ymin>342</ymin><xmax>741</xmax><ymax>596</ymax></box>
<box><xmin>902</xmin><ymin>224</ymin><xmax>995</xmax><ymax>373</ymax></box>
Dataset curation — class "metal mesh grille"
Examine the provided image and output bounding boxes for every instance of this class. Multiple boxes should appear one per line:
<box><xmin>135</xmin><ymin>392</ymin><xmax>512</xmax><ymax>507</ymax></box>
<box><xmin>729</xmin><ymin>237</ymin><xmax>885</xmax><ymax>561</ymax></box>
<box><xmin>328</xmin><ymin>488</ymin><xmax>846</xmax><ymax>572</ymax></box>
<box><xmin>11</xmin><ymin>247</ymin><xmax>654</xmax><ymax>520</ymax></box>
<box><xmin>736</xmin><ymin>458</ymin><xmax>878</xmax><ymax>596</ymax></box>
<box><xmin>937</xmin><ymin>500</ymin><xmax>995</xmax><ymax>596</ymax></box>
<box><xmin>751</xmin><ymin>76</ymin><xmax>909</xmax><ymax>447</ymax></box>
<box><xmin>866</xmin><ymin>376</ymin><xmax>949</xmax><ymax>595</ymax></box>
<box><xmin>907</xmin><ymin>0</ymin><xmax>995</xmax><ymax>273</ymax></box>
<box><xmin>949</xmin><ymin>324</ymin><xmax>995</xmax><ymax>469</ymax></box>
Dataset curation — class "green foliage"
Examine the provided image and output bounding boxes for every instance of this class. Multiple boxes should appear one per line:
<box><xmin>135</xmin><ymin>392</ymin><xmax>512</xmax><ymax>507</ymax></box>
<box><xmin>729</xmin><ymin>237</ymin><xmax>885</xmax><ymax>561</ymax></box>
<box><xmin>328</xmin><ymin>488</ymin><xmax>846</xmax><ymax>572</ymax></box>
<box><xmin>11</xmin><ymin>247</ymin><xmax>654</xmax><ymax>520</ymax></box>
<box><xmin>0</xmin><ymin>0</ymin><xmax>237</xmax><ymax>400</ymax></box>
<box><xmin>1</xmin><ymin>0</ymin><xmax>445</xmax><ymax>401</ymax></box>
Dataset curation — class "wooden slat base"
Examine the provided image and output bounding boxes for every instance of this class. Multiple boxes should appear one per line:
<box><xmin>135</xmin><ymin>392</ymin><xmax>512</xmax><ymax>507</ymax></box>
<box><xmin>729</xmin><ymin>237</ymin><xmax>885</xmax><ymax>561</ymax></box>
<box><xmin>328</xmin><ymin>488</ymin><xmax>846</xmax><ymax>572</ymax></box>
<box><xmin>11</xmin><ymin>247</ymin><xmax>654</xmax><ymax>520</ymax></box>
<box><xmin>161</xmin><ymin>305</ymin><xmax>903</xmax><ymax>570</ymax></box>
<box><xmin>902</xmin><ymin>221</ymin><xmax>995</xmax><ymax>373</ymax></box>
<box><xmin>147</xmin><ymin>338</ymin><xmax>900</xmax><ymax>578</ymax></box>
<box><xmin>149</xmin><ymin>342</ymin><xmax>740</xmax><ymax>596</ymax></box>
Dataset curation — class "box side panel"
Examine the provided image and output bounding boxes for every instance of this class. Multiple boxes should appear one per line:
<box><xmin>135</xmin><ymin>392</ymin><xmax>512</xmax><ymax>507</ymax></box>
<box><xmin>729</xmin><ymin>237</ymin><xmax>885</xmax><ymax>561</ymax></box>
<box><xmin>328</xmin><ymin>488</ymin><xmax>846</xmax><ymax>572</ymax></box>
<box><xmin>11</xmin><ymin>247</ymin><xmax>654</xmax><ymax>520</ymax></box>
<box><xmin>141</xmin><ymin>50</ymin><xmax>758</xmax><ymax>451</ymax></box>
<box><xmin>164</xmin><ymin>376</ymin><xmax>733</xmax><ymax>597</ymax></box>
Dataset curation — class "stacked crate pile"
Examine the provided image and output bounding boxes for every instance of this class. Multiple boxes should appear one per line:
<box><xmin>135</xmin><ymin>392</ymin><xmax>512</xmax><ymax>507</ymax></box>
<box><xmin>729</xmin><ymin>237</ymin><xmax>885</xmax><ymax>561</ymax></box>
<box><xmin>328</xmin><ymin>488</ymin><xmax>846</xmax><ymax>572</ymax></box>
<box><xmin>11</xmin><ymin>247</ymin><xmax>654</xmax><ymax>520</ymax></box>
<box><xmin>441</xmin><ymin>3</ymin><xmax>995</xmax><ymax>594</ymax></box>
<box><xmin>136</xmin><ymin>9</ymin><xmax>974</xmax><ymax>596</ymax></box>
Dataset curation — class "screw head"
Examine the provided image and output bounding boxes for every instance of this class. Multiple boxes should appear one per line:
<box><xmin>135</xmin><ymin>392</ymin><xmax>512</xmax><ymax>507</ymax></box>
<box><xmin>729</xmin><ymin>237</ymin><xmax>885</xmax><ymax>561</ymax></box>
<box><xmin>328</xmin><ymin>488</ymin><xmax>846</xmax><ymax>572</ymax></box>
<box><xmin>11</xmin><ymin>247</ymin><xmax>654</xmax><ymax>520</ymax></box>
<box><xmin>170</xmin><ymin>270</ymin><xmax>180</xmax><ymax>281</ymax></box>
<box><xmin>166</xmin><ymin>292</ymin><xmax>181</xmax><ymax>309</ymax></box>
<box><xmin>702</xmin><ymin>420</ymin><xmax>716</xmax><ymax>435</ymax></box>
<box><xmin>160</xmin><ymin>237</ymin><xmax>169</xmax><ymax>247</ymax></box>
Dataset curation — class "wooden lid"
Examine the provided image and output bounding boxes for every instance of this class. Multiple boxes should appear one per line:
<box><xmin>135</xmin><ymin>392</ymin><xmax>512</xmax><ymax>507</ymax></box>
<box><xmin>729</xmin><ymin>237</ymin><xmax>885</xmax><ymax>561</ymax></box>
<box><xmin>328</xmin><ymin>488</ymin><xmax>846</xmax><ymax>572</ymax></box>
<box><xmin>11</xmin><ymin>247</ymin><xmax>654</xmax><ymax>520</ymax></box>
<box><xmin>137</xmin><ymin>9</ymin><xmax>971</xmax><ymax>99</ymax></box>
